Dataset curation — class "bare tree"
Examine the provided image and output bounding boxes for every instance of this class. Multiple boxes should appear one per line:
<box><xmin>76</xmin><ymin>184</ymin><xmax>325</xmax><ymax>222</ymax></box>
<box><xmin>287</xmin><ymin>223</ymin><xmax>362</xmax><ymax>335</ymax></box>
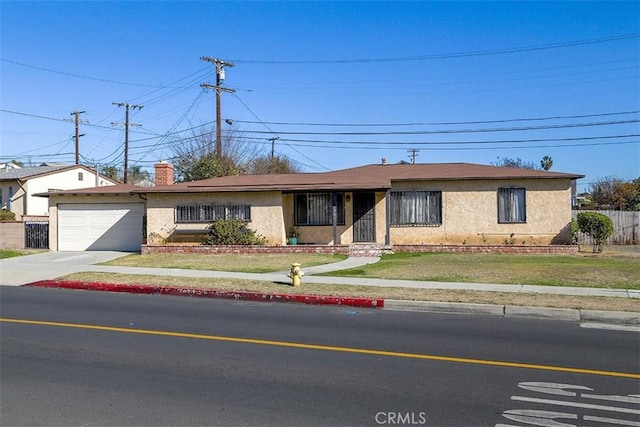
<box><xmin>170</xmin><ymin>125</ymin><xmax>259</xmax><ymax>182</ymax></box>
<box><xmin>492</xmin><ymin>156</ymin><xmax>537</xmax><ymax>169</ymax></box>
<box><xmin>590</xmin><ymin>176</ymin><xmax>640</xmax><ymax>210</ymax></box>
<box><xmin>247</xmin><ymin>155</ymin><xmax>302</xmax><ymax>174</ymax></box>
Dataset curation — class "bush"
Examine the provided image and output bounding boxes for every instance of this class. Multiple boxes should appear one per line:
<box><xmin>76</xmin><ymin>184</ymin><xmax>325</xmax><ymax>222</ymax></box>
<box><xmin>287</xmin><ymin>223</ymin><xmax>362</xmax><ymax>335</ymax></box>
<box><xmin>576</xmin><ymin>212</ymin><xmax>614</xmax><ymax>253</ymax></box>
<box><xmin>205</xmin><ymin>219</ymin><xmax>266</xmax><ymax>245</ymax></box>
<box><xmin>0</xmin><ymin>209</ymin><xmax>15</xmax><ymax>221</ymax></box>
<box><xmin>569</xmin><ymin>218</ymin><xmax>580</xmax><ymax>244</ymax></box>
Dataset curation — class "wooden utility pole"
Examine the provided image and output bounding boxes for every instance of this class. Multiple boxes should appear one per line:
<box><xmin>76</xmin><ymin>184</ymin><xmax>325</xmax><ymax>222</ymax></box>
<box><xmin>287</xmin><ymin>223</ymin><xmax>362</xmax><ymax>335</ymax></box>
<box><xmin>112</xmin><ymin>103</ymin><xmax>143</xmax><ymax>183</ymax></box>
<box><xmin>70</xmin><ymin>111</ymin><xmax>85</xmax><ymax>164</ymax></box>
<box><xmin>408</xmin><ymin>148</ymin><xmax>420</xmax><ymax>164</ymax></box>
<box><xmin>200</xmin><ymin>57</ymin><xmax>235</xmax><ymax>160</ymax></box>
<box><xmin>269</xmin><ymin>137</ymin><xmax>279</xmax><ymax>158</ymax></box>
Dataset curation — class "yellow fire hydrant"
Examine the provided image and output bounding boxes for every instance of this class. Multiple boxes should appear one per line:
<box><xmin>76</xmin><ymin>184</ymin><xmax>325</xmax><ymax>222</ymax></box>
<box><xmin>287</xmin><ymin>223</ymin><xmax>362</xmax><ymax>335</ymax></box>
<box><xmin>288</xmin><ymin>263</ymin><xmax>304</xmax><ymax>287</ymax></box>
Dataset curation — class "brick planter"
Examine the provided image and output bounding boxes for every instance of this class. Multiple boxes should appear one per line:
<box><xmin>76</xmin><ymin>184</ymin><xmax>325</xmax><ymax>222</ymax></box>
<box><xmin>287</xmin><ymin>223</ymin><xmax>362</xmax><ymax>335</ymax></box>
<box><xmin>141</xmin><ymin>244</ymin><xmax>578</xmax><ymax>256</ymax></box>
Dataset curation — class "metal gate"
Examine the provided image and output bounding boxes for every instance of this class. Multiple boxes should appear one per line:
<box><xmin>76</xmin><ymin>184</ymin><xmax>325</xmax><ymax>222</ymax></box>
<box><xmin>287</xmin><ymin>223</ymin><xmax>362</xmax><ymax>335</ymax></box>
<box><xmin>25</xmin><ymin>221</ymin><xmax>49</xmax><ymax>249</ymax></box>
<box><xmin>353</xmin><ymin>193</ymin><xmax>376</xmax><ymax>242</ymax></box>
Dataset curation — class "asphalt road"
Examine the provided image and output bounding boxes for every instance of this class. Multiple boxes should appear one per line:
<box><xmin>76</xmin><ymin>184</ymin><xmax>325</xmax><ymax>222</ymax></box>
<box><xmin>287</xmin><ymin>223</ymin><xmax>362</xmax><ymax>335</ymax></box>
<box><xmin>1</xmin><ymin>286</ymin><xmax>639</xmax><ymax>427</ymax></box>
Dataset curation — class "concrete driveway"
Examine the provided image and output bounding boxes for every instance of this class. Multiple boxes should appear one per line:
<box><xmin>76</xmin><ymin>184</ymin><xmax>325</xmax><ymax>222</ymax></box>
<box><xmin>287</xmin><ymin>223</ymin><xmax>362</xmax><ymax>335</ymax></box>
<box><xmin>0</xmin><ymin>251</ymin><xmax>131</xmax><ymax>286</ymax></box>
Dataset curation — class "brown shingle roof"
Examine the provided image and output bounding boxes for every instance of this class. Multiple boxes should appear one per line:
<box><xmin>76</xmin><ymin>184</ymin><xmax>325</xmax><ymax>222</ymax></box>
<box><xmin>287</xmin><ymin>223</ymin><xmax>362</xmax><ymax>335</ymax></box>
<box><xmin>35</xmin><ymin>184</ymin><xmax>143</xmax><ymax>197</ymax></box>
<box><xmin>41</xmin><ymin>163</ymin><xmax>584</xmax><ymax>196</ymax></box>
<box><xmin>141</xmin><ymin>163</ymin><xmax>583</xmax><ymax>193</ymax></box>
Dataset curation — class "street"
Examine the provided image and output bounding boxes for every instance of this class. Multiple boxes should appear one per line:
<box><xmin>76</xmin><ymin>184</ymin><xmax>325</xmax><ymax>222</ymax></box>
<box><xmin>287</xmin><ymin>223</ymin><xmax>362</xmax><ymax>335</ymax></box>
<box><xmin>1</xmin><ymin>286</ymin><xmax>638</xmax><ymax>426</ymax></box>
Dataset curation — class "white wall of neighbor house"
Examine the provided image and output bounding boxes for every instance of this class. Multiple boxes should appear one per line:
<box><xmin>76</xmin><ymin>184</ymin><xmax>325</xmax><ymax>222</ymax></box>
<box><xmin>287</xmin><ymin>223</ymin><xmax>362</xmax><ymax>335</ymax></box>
<box><xmin>387</xmin><ymin>178</ymin><xmax>574</xmax><ymax>245</ymax></box>
<box><xmin>146</xmin><ymin>191</ymin><xmax>286</xmax><ymax>245</ymax></box>
<box><xmin>7</xmin><ymin>168</ymin><xmax>115</xmax><ymax>218</ymax></box>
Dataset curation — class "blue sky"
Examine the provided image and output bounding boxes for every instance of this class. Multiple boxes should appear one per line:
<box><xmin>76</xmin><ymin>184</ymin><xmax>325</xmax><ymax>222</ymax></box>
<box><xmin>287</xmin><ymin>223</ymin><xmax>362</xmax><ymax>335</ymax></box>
<box><xmin>1</xmin><ymin>1</ymin><xmax>638</xmax><ymax>192</ymax></box>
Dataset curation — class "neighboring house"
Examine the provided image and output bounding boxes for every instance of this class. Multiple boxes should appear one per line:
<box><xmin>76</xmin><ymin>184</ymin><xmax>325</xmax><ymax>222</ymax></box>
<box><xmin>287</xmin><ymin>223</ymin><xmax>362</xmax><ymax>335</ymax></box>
<box><xmin>40</xmin><ymin>160</ymin><xmax>584</xmax><ymax>251</ymax></box>
<box><xmin>1</xmin><ymin>163</ymin><xmax>117</xmax><ymax>218</ymax></box>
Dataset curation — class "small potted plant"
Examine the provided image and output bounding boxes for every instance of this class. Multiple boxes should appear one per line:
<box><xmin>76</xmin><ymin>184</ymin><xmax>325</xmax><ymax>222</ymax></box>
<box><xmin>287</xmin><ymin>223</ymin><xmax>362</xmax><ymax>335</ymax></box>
<box><xmin>288</xmin><ymin>226</ymin><xmax>299</xmax><ymax>245</ymax></box>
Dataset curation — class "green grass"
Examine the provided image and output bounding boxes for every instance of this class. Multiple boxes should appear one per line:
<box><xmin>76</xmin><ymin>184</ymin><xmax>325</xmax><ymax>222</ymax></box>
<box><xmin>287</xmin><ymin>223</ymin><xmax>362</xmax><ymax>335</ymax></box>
<box><xmin>0</xmin><ymin>249</ymin><xmax>40</xmax><ymax>259</ymax></box>
<box><xmin>100</xmin><ymin>247</ymin><xmax>640</xmax><ymax>289</ymax></box>
<box><xmin>102</xmin><ymin>253</ymin><xmax>348</xmax><ymax>273</ymax></box>
<box><xmin>321</xmin><ymin>251</ymin><xmax>640</xmax><ymax>289</ymax></box>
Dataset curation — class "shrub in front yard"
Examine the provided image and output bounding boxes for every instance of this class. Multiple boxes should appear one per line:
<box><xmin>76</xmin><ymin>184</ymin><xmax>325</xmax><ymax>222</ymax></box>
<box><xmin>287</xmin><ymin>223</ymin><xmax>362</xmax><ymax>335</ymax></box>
<box><xmin>205</xmin><ymin>219</ymin><xmax>266</xmax><ymax>245</ymax></box>
<box><xmin>576</xmin><ymin>212</ymin><xmax>614</xmax><ymax>253</ymax></box>
<box><xmin>0</xmin><ymin>209</ymin><xmax>15</xmax><ymax>221</ymax></box>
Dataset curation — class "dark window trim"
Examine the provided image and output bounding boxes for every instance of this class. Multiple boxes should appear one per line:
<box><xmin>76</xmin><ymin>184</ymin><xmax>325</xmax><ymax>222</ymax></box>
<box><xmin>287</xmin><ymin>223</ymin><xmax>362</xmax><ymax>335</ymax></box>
<box><xmin>389</xmin><ymin>190</ymin><xmax>442</xmax><ymax>227</ymax></box>
<box><xmin>175</xmin><ymin>204</ymin><xmax>251</xmax><ymax>224</ymax></box>
<box><xmin>497</xmin><ymin>187</ymin><xmax>527</xmax><ymax>224</ymax></box>
<box><xmin>294</xmin><ymin>192</ymin><xmax>345</xmax><ymax>226</ymax></box>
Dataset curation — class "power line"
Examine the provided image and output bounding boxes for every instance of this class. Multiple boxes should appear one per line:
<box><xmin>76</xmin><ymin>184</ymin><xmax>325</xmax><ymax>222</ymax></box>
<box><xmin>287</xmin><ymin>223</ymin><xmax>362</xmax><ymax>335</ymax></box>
<box><xmin>270</xmin><ymin>139</ymin><xmax>638</xmax><ymax>151</ymax></box>
<box><xmin>234</xmin><ymin>119</ymin><xmax>640</xmax><ymax>136</ymax></box>
<box><xmin>234</xmin><ymin>134</ymin><xmax>640</xmax><ymax>147</ymax></box>
<box><xmin>230</xmin><ymin>110</ymin><xmax>640</xmax><ymax>127</ymax></box>
<box><xmin>231</xmin><ymin>93</ymin><xmax>330</xmax><ymax>171</ymax></box>
<box><xmin>1</xmin><ymin>58</ymin><xmax>208</xmax><ymax>89</ymax></box>
<box><xmin>231</xmin><ymin>33</ymin><xmax>639</xmax><ymax>64</ymax></box>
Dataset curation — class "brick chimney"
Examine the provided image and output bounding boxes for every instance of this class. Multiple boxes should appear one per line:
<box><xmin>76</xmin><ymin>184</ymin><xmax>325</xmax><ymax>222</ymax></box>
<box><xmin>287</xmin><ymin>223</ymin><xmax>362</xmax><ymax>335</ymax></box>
<box><xmin>154</xmin><ymin>161</ymin><xmax>174</xmax><ymax>186</ymax></box>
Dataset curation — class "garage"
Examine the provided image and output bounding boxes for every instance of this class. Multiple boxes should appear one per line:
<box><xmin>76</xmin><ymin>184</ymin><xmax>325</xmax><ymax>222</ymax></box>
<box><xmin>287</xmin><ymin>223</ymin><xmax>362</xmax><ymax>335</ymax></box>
<box><xmin>58</xmin><ymin>203</ymin><xmax>144</xmax><ymax>251</ymax></box>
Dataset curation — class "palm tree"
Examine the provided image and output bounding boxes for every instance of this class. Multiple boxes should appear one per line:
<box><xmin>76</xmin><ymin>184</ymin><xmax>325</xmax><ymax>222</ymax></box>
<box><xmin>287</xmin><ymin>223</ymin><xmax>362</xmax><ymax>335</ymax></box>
<box><xmin>128</xmin><ymin>166</ymin><xmax>151</xmax><ymax>186</ymax></box>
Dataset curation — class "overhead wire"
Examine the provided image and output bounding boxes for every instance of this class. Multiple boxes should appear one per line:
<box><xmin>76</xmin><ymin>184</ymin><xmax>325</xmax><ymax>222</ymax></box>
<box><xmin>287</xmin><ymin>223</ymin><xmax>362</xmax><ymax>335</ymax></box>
<box><xmin>230</xmin><ymin>110</ymin><xmax>640</xmax><ymax>127</ymax></box>
<box><xmin>231</xmin><ymin>93</ymin><xmax>331</xmax><ymax>171</ymax></box>
<box><xmin>230</xmin><ymin>33</ymin><xmax>639</xmax><ymax>64</ymax></box>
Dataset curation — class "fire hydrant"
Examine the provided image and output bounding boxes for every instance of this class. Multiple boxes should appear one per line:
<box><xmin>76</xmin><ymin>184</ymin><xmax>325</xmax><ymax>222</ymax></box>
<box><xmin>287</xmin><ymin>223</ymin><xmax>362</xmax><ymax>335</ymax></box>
<box><xmin>288</xmin><ymin>263</ymin><xmax>304</xmax><ymax>287</ymax></box>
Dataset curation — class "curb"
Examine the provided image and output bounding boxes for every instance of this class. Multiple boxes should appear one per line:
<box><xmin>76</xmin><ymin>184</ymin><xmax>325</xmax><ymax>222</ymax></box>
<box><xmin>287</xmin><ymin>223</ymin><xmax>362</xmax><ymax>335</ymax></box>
<box><xmin>24</xmin><ymin>280</ymin><xmax>384</xmax><ymax>309</ymax></box>
<box><xmin>23</xmin><ymin>280</ymin><xmax>638</xmax><ymax>325</ymax></box>
<box><xmin>384</xmin><ymin>300</ymin><xmax>640</xmax><ymax>325</ymax></box>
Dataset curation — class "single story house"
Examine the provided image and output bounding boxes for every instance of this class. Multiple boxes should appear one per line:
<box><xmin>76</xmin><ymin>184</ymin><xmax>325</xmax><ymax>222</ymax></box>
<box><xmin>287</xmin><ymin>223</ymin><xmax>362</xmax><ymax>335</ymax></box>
<box><xmin>40</xmin><ymin>160</ymin><xmax>583</xmax><ymax>251</ymax></box>
<box><xmin>0</xmin><ymin>163</ymin><xmax>117</xmax><ymax>219</ymax></box>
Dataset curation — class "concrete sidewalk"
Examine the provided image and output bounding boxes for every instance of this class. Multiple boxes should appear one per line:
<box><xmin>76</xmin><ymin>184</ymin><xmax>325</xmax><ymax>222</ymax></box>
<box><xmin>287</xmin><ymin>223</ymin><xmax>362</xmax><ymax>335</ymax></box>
<box><xmin>2</xmin><ymin>251</ymin><xmax>639</xmax><ymax>299</ymax></box>
<box><xmin>4</xmin><ymin>251</ymin><xmax>639</xmax><ymax>325</ymax></box>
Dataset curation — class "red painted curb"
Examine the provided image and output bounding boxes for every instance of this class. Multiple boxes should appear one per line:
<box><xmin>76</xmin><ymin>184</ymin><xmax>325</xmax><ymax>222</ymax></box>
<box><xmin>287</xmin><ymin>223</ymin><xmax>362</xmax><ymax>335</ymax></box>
<box><xmin>25</xmin><ymin>280</ymin><xmax>384</xmax><ymax>309</ymax></box>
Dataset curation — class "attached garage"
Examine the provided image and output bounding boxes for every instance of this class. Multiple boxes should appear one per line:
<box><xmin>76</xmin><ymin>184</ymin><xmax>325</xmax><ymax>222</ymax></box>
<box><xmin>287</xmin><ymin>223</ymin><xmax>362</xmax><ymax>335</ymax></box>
<box><xmin>58</xmin><ymin>203</ymin><xmax>144</xmax><ymax>251</ymax></box>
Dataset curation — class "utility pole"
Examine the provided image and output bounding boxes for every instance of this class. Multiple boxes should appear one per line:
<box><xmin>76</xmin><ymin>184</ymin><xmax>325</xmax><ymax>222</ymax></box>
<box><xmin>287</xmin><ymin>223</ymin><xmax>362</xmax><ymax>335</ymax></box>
<box><xmin>112</xmin><ymin>103</ymin><xmax>143</xmax><ymax>183</ymax></box>
<box><xmin>68</xmin><ymin>111</ymin><xmax>85</xmax><ymax>164</ymax></box>
<box><xmin>200</xmin><ymin>56</ymin><xmax>235</xmax><ymax>160</ymax></box>
<box><xmin>269</xmin><ymin>137</ymin><xmax>279</xmax><ymax>158</ymax></box>
<box><xmin>408</xmin><ymin>148</ymin><xmax>420</xmax><ymax>164</ymax></box>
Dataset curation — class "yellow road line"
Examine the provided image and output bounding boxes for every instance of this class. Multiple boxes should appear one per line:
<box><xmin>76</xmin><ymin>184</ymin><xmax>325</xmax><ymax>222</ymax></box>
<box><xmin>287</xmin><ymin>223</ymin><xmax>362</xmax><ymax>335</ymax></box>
<box><xmin>2</xmin><ymin>317</ymin><xmax>638</xmax><ymax>379</ymax></box>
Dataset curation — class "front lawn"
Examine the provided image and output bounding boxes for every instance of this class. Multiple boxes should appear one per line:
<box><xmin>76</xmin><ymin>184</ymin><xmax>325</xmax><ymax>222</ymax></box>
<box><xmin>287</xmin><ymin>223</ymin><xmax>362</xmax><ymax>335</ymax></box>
<box><xmin>100</xmin><ymin>246</ymin><xmax>640</xmax><ymax>289</ymax></box>
<box><xmin>0</xmin><ymin>249</ymin><xmax>38</xmax><ymax>259</ymax></box>
<box><xmin>102</xmin><ymin>253</ymin><xmax>348</xmax><ymax>273</ymax></box>
<box><xmin>323</xmin><ymin>250</ymin><xmax>640</xmax><ymax>289</ymax></box>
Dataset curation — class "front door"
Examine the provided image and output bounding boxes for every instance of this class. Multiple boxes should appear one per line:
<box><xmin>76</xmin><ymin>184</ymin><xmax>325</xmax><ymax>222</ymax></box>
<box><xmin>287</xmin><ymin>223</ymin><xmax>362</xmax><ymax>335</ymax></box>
<box><xmin>353</xmin><ymin>192</ymin><xmax>376</xmax><ymax>242</ymax></box>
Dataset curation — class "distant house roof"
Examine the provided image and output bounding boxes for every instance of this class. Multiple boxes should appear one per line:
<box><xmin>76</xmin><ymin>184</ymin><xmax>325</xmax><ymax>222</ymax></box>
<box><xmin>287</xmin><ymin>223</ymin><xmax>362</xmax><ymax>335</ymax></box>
<box><xmin>39</xmin><ymin>162</ymin><xmax>584</xmax><ymax>196</ymax></box>
<box><xmin>0</xmin><ymin>163</ymin><xmax>118</xmax><ymax>184</ymax></box>
<box><xmin>0</xmin><ymin>164</ymin><xmax>71</xmax><ymax>181</ymax></box>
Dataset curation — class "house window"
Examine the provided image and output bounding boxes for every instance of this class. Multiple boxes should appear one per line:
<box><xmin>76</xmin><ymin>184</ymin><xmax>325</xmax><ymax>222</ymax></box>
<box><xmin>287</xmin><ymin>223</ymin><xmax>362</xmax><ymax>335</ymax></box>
<box><xmin>498</xmin><ymin>188</ymin><xmax>526</xmax><ymax>223</ymax></box>
<box><xmin>390</xmin><ymin>190</ymin><xmax>442</xmax><ymax>226</ymax></box>
<box><xmin>295</xmin><ymin>193</ymin><xmax>345</xmax><ymax>225</ymax></box>
<box><xmin>78</xmin><ymin>172</ymin><xmax>84</xmax><ymax>181</ymax></box>
<box><xmin>175</xmin><ymin>204</ymin><xmax>251</xmax><ymax>223</ymax></box>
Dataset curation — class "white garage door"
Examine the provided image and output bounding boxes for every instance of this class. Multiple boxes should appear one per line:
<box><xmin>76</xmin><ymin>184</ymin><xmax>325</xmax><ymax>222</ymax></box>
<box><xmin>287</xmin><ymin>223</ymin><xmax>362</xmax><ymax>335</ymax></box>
<box><xmin>58</xmin><ymin>203</ymin><xmax>144</xmax><ymax>251</ymax></box>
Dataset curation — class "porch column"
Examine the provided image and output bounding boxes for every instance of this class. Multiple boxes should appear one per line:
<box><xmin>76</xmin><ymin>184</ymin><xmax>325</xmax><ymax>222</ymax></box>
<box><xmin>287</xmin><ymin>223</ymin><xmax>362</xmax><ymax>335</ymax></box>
<box><xmin>385</xmin><ymin>189</ymin><xmax>391</xmax><ymax>245</ymax></box>
<box><xmin>332</xmin><ymin>192</ymin><xmax>338</xmax><ymax>245</ymax></box>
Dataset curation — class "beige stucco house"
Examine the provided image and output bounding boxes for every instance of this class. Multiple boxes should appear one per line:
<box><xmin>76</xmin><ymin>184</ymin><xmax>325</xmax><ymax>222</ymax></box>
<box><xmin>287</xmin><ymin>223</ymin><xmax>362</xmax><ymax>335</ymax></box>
<box><xmin>41</xmin><ymin>161</ymin><xmax>583</xmax><ymax>251</ymax></box>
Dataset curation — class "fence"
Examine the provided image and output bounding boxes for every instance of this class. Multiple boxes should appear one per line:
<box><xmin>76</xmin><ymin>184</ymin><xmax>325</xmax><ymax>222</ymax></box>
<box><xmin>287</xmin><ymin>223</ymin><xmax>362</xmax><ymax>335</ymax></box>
<box><xmin>572</xmin><ymin>210</ymin><xmax>639</xmax><ymax>245</ymax></box>
<box><xmin>25</xmin><ymin>221</ymin><xmax>49</xmax><ymax>249</ymax></box>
